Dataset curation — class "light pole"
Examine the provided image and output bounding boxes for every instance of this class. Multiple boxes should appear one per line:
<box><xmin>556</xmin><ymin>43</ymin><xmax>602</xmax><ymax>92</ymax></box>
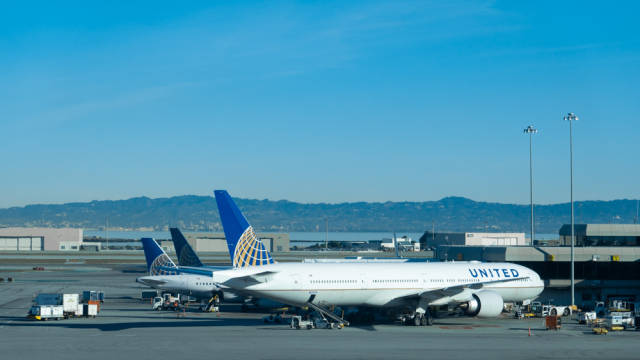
<box><xmin>523</xmin><ymin>125</ymin><xmax>538</xmax><ymax>245</ymax></box>
<box><xmin>564</xmin><ymin>112</ymin><xmax>578</xmax><ymax>306</ymax></box>
<box><xmin>325</xmin><ymin>217</ymin><xmax>329</xmax><ymax>250</ymax></box>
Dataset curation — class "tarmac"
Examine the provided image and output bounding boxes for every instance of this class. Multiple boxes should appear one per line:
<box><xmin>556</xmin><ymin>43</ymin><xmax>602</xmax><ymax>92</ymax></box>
<box><xmin>1</xmin><ymin>261</ymin><xmax>639</xmax><ymax>360</ymax></box>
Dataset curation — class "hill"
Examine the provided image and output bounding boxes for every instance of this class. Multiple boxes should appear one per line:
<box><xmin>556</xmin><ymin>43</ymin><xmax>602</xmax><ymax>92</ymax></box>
<box><xmin>0</xmin><ymin>195</ymin><xmax>638</xmax><ymax>233</ymax></box>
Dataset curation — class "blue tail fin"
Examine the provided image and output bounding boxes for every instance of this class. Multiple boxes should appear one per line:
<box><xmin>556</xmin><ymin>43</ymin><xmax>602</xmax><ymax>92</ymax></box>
<box><xmin>214</xmin><ymin>190</ymin><xmax>274</xmax><ymax>268</ymax></box>
<box><xmin>170</xmin><ymin>228</ymin><xmax>204</xmax><ymax>267</ymax></box>
<box><xmin>140</xmin><ymin>237</ymin><xmax>178</xmax><ymax>275</ymax></box>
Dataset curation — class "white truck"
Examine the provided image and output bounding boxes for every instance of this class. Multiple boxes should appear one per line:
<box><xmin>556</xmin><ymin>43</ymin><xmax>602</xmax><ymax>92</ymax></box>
<box><xmin>152</xmin><ymin>293</ymin><xmax>182</xmax><ymax>311</ymax></box>
<box><xmin>28</xmin><ymin>305</ymin><xmax>64</xmax><ymax>320</ymax></box>
<box><xmin>532</xmin><ymin>302</ymin><xmax>572</xmax><ymax>317</ymax></box>
<box><xmin>545</xmin><ymin>305</ymin><xmax>572</xmax><ymax>317</ymax></box>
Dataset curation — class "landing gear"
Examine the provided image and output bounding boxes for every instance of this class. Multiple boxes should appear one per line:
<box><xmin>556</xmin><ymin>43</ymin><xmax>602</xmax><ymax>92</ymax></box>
<box><xmin>414</xmin><ymin>314</ymin><xmax>422</xmax><ymax>326</ymax></box>
<box><xmin>412</xmin><ymin>309</ymin><xmax>433</xmax><ymax>326</ymax></box>
<box><xmin>413</xmin><ymin>296</ymin><xmax>434</xmax><ymax>326</ymax></box>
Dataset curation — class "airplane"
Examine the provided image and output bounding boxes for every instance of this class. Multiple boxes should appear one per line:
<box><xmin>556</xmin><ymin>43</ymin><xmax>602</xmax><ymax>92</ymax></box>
<box><xmin>136</xmin><ymin>237</ymin><xmax>227</xmax><ymax>304</ymax></box>
<box><xmin>137</xmin><ymin>228</ymin><xmax>282</xmax><ymax>309</ymax></box>
<box><xmin>209</xmin><ymin>190</ymin><xmax>545</xmax><ymax>326</ymax></box>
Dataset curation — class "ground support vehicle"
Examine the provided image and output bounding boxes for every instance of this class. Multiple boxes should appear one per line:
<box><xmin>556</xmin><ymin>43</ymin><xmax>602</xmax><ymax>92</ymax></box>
<box><xmin>578</xmin><ymin>311</ymin><xmax>597</xmax><ymax>324</ymax></box>
<box><xmin>152</xmin><ymin>294</ymin><xmax>183</xmax><ymax>311</ymax></box>
<box><xmin>606</xmin><ymin>312</ymin><xmax>634</xmax><ymax>329</ymax></box>
<box><xmin>531</xmin><ymin>302</ymin><xmax>571</xmax><ymax>317</ymax></box>
<box><xmin>290</xmin><ymin>315</ymin><xmax>315</xmax><ymax>330</ymax></box>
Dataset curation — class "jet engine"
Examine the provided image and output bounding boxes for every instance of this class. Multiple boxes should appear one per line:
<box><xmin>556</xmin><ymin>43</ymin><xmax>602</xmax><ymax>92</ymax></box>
<box><xmin>462</xmin><ymin>290</ymin><xmax>504</xmax><ymax>318</ymax></box>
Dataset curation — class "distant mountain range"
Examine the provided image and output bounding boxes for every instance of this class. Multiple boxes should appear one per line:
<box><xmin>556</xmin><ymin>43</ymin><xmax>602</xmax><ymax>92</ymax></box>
<box><xmin>0</xmin><ymin>195</ymin><xmax>638</xmax><ymax>234</ymax></box>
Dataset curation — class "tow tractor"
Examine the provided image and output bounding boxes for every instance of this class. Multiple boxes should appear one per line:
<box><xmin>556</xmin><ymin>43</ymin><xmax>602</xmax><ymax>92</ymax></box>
<box><xmin>152</xmin><ymin>293</ymin><xmax>182</xmax><ymax>311</ymax></box>
<box><xmin>290</xmin><ymin>315</ymin><xmax>315</xmax><ymax>329</ymax></box>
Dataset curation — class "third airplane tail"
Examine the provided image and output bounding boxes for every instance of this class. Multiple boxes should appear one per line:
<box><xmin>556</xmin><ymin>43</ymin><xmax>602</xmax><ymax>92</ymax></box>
<box><xmin>214</xmin><ymin>190</ymin><xmax>275</xmax><ymax>268</ymax></box>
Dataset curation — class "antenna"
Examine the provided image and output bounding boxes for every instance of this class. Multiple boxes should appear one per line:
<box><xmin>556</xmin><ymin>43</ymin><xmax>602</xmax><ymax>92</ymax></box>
<box><xmin>105</xmin><ymin>216</ymin><xmax>109</xmax><ymax>252</ymax></box>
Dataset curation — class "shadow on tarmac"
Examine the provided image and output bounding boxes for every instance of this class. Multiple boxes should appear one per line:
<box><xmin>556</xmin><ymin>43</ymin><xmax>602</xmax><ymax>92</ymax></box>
<box><xmin>2</xmin><ymin>316</ymin><xmax>265</xmax><ymax>331</ymax></box>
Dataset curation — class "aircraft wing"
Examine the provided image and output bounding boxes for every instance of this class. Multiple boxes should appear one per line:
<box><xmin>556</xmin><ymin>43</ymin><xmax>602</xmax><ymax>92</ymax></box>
<box><xmin>222</xmin><ymin>271</ymin><xmax>279</xmax><ymax>287</ymax></box>
<box><xmin>400</xmin><ymin>276</ymin><xmax>530</xmax><ymax>304</ymax></box>
<box><xmin>136</xmin><ymin>277</ymin><xmax>168</xmax><ymax>286</ymax></box>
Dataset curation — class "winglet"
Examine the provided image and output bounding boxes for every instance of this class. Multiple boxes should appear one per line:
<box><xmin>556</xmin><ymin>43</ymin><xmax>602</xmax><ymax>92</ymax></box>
<box><xmin>214</xmin><ymin>190</ymin><xmax>274</xmax><ymax>268</ymax></box>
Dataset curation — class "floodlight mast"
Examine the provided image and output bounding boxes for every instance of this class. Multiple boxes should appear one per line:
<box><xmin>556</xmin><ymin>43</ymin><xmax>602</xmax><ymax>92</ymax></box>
<box><xmin>564</xmin><ymin>112</ymin><xmax>579</xmax><ymax>307</ymax></box>
<box><xmin>523</xmin><ymin>125</ymin><xmax>538</xmax><ymax>246</ymax></box>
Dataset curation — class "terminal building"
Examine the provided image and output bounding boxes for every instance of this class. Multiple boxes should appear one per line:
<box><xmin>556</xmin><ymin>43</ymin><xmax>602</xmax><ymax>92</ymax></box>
<box><xmin>559</xmin><ymin>223</ymin><xmax>640</xmax><ymax>246</ymax></box>
<box><xmin>159</xmin><ymin>232</ymin><xmax>290</xmax><ymax>253</ymax></box>
<box><xmin>431</xmin><ymin>223</ymin><xmax>640</xmax><ymax>306</ymax></box>
<box><xmin>0</xmin><ymin>228</ymin><xmax>83</xmax><ymax>251</ymax></box>
<box><xmin>419</xmin><ymin>231</ymin><xmax>527</xmax><ymax>249</ymax></box>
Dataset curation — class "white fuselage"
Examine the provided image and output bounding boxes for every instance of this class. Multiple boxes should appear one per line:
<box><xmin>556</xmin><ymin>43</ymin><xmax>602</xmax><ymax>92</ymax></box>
<box><xmin>212</xmin><ymin>262</ymin><xmax>544</xmax><ymax>308</ymax></box>
<box><xmin>137</xmin><ymin>274</ymin><xmax>221</xmax><ymax>299</ymax></box>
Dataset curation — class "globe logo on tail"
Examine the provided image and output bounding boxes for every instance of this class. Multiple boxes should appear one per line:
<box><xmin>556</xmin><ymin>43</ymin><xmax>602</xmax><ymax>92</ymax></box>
<box><xmin>232</xmin><ymin>226</ymin><xmax>274</xmax><ymax>268</ymax></box>
<box><xmin>150</xmin><ymin>254</ymin><xmax>179</xmax><ymax>275</ymax></box>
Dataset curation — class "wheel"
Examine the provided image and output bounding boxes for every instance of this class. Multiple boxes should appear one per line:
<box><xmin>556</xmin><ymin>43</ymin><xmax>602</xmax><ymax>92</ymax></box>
<box><xmin>306</xmin><ymin>325</ymin><xmax>313</xmax><ymax>330</ymax></box>
<box><xmin>563</xmin><ymin>308</ymin><xmax>570</xmax><ymax>316</ymax></box>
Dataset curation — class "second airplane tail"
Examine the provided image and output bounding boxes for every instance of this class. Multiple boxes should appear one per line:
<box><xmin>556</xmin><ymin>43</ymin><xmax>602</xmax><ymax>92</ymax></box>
<box><xmin>214</xmin><ymin>190</ymin><xmax>274</xmax><ymax>268</ymax></box>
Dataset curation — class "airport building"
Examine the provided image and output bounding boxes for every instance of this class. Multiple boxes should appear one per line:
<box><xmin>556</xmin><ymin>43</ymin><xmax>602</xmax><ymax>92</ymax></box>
<box><xmin>0</xmin><ymin>227</ymin><xmax>83</xmax><ymax>251</ymax></box>
<box><xmin>419</xmin><ymin>231</ymin><xmax>527</xmax><ymax>249</ymax></box>
<box><xmin>159</xmin><ymin>232</ymin><xmax>290</xmax><ymax>253</ymax></box>
<box><xmin>559</xmin><ymin>223</ymin><xmax>640</xmax><ymax>246</ymax></box>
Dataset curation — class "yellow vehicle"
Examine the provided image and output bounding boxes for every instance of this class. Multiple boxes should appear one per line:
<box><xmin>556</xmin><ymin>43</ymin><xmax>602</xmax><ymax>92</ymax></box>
<box><xmin>592</xmin><ymin>327</ymin><xmax>608</xmax><ymax>335</ymax></box>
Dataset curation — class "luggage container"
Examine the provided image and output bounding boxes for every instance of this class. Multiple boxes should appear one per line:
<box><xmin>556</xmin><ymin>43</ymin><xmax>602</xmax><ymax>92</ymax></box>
<box><xmin>63</xmin><ymin>294</ymin><xmax>79</xmax><ymax>315</ymax></box>
<box><xmin>83</xmin><ymin>304</ymin><xmax>98</xmax><ymax>317</ymax></box>
<box><xmin>545</xmin><ymin>316</ymin><xmax>561</xmax><ymax>330</ymax></box>
<box><xmin>87</xmin><ymin>300</ymin><xmax>100</xmax><ymax>312</ymax></box>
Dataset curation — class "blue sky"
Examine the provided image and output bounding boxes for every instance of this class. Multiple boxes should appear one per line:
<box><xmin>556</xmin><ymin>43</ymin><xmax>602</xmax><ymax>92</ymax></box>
<box><xmin>1</xmin><ymin>1</ymin><xmax>639</xmax><ymax>208</ymax></box>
